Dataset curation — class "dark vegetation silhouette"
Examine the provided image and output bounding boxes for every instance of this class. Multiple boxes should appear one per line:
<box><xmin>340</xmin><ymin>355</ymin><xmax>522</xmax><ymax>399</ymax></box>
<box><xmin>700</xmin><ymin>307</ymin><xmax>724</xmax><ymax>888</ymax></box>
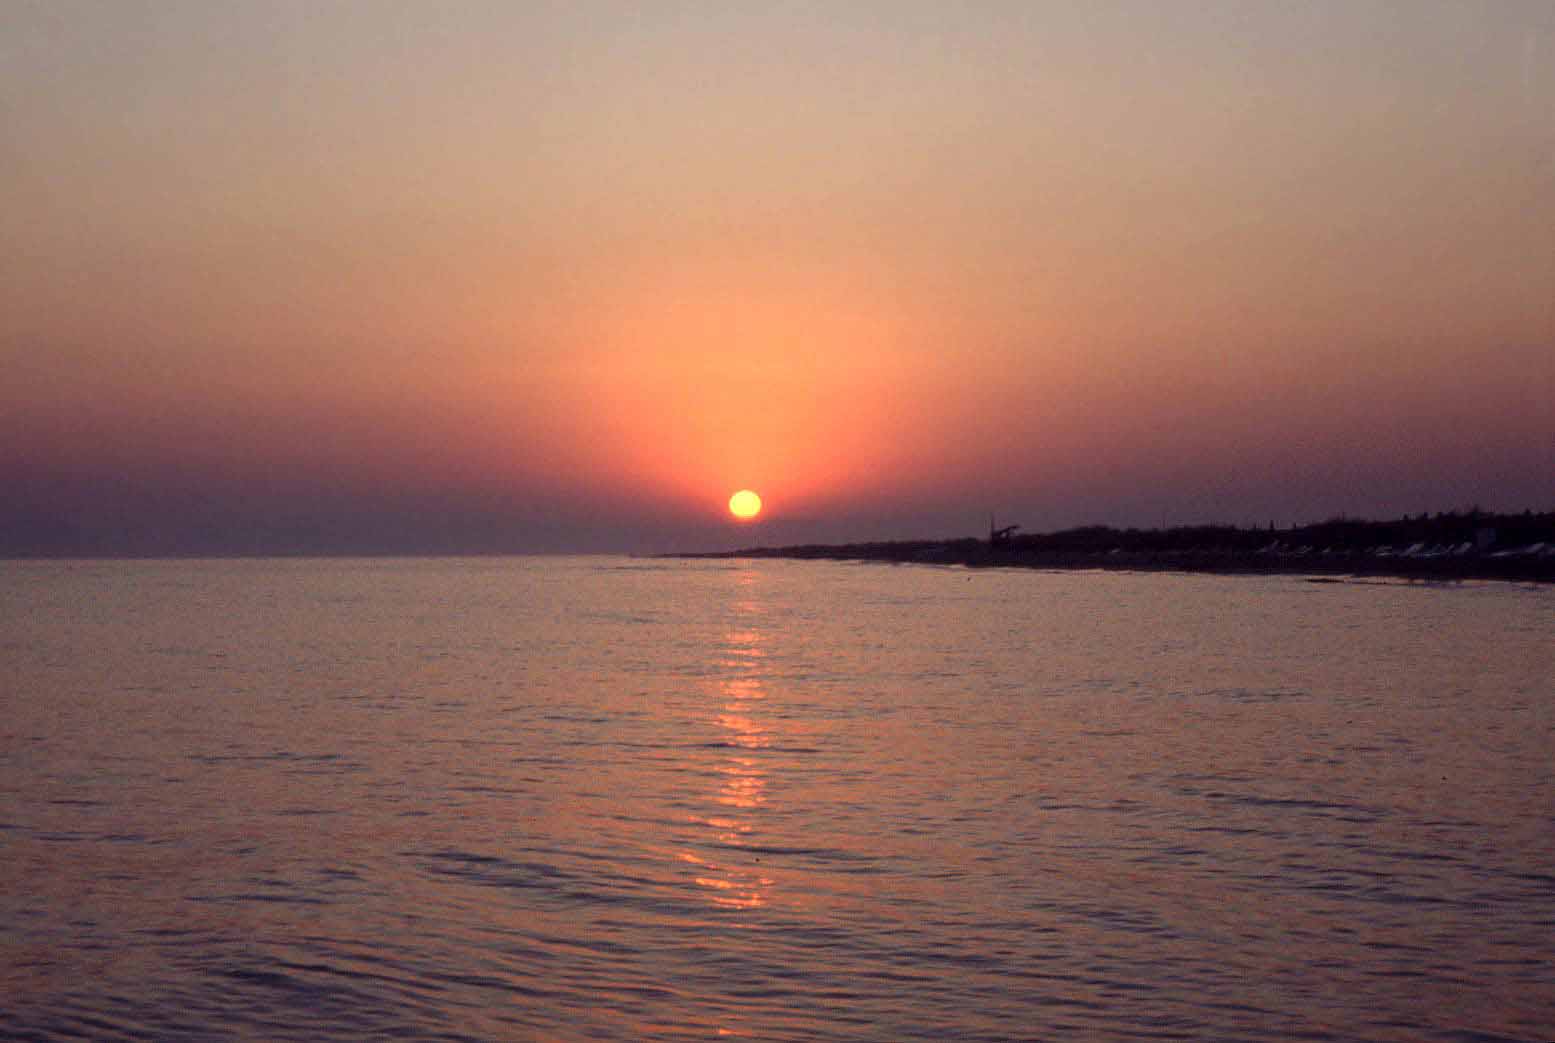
<box><xmin>686</xmin><ymin>509</ymin><xmax>1555</xmax><ymax>583</ymax></box>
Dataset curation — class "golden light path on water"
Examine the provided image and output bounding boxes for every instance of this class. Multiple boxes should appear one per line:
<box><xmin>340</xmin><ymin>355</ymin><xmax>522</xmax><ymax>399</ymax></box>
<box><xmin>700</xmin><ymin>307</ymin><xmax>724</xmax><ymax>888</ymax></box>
<box><xmin>687</xmin><ymin>567</ymin><xmax>774</xmax><ymax>915</ymax></box>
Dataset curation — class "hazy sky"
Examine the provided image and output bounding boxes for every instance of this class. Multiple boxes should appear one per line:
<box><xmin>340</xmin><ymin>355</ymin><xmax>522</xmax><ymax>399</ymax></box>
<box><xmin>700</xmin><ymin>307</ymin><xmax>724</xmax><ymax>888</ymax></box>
<box><xmin>3</xmin><ymin>0</ymin><xmax>1552</xmax><ymax>554</ymax></box>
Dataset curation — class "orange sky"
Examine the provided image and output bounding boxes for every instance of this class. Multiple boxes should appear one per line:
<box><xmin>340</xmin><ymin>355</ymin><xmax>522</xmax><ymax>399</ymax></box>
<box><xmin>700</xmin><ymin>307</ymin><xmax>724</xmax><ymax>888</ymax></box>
<box><xmin>2</xmin><ymin>1</ymin><xmax>1551</xmax><ymax>553</ymax></box>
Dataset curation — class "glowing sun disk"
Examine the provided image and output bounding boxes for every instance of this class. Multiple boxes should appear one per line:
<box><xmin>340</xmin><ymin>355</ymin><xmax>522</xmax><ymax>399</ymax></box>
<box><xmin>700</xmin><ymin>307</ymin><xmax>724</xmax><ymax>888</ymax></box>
<box><xmin>729</xmin><ymin>489</ymin><xmax>762</xmax><ymax>520</ymax></box>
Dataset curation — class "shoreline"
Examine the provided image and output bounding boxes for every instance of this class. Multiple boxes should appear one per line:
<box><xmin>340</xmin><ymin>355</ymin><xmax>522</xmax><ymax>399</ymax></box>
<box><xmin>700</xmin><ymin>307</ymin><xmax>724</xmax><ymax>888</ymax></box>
<box><xmin>675</xmin><ymin>542</ymin><xmax>1555</xmax><ymax>584</ymax></box>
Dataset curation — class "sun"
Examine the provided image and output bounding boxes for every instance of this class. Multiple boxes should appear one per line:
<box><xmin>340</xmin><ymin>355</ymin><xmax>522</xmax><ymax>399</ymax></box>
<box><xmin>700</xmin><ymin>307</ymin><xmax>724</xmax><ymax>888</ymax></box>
<box><xmin>728</xmin><ymin>489</ymin><xmax>762</xmax><ymax>520</ymax></box>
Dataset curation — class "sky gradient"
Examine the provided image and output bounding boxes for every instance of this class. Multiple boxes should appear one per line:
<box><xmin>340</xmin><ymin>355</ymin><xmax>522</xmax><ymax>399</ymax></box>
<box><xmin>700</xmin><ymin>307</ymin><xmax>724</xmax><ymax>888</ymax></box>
<box><xmin>4</xmin><ymin>0</ymin><xmax>1552</xmax><ymax>554</ymax></box>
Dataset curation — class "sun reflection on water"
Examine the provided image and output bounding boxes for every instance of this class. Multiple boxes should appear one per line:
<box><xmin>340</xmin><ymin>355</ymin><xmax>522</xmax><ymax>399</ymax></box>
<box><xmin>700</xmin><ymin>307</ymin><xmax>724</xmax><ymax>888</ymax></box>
<box><xmin>688</xmin><ymin>568</ymin><xmax>776</xmax><ymax>913</ymax></box>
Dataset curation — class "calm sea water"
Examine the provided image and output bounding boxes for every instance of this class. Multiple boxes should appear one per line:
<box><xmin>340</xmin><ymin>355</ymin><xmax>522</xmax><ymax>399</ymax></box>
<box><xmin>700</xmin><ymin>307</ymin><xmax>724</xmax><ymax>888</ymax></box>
<box><xmin>2</xmin><ymin>556</ymin><xmax>1552</xmax><ymax>1041</ymax></box>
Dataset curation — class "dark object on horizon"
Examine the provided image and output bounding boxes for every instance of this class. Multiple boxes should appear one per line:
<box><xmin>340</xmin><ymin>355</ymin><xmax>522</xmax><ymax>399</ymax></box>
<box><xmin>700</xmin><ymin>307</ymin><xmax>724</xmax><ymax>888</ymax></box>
<box><xmin>989</xmin><ymin>515</ymin><xmax>1021</xmax><ymax>546</ymax></box>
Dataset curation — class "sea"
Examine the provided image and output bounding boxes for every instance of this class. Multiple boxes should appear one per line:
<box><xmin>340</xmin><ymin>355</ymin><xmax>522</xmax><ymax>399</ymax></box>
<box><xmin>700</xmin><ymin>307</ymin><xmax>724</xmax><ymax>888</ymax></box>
<box><xmin>2</xmin><ymin>556</ymin><xmax>1552</xmax><ymax>1042</ymax></box>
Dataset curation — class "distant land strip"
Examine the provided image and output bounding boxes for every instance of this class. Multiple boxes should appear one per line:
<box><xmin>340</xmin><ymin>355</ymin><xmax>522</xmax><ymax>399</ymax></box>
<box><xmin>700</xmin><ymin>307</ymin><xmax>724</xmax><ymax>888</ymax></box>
<box><xmin>680</xmin><ymin>511</ymin><xmax>1555</xmax><ymax>584</ymax></box>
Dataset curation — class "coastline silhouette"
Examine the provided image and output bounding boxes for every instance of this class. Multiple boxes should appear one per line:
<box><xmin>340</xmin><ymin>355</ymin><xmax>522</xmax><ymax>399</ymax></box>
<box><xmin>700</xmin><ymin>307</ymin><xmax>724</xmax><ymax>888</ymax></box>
<box><xmin>683</xmin><ymin>509</ymin><xmax>1555</xmax><ymax>584</ymax></box>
